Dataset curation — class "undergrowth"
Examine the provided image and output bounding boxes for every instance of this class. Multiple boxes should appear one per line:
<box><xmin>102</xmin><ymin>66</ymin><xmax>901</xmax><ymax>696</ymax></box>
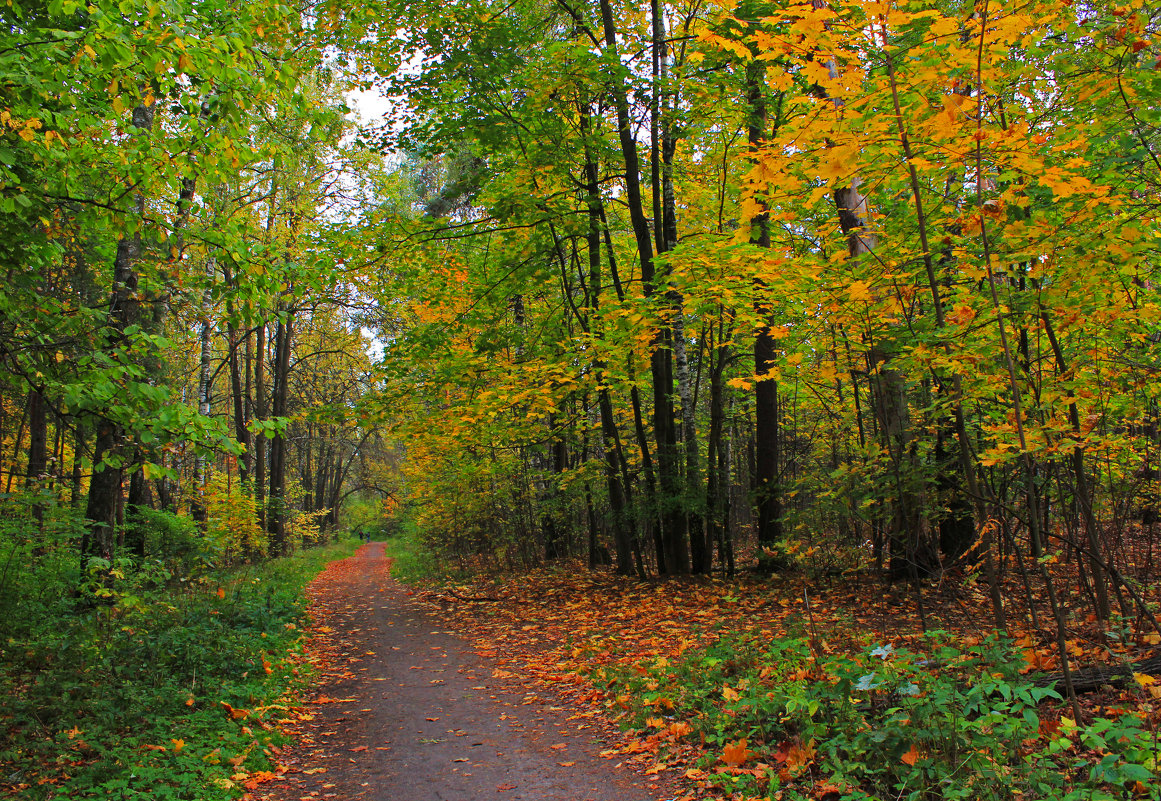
<box><xmin>599</xmin><ymin>631</ymin><xmax>1161</xmax><ymax>801</ymax></box>
<box><xmin>382</xmin><ymin>516</ymin><xmax>462</xmax><ymax>583</ymax></box>
<box><xmin>0</xmin><ymin>503</ymin><xmax>357</xmax><ymax>800</ymax></box>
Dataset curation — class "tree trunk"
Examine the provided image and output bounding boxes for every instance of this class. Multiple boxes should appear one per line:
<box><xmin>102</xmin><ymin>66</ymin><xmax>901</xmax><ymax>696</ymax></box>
<box><xmin>221</xmin><ymin>260</ymin><xmax>252</xmax><ymax>483</ymax></box>
<box><xmin>747</xmin><ymin>60</ymin><xmax>785</xmax><ymax>569</ymax></box>
<box><xmin>84</xmin><ymin>103</ymin><xmax>155</xmax><ymax>561</ymax></box>
<box><xmin>191</xmin><ymin>257</ymin><xmax>215</xmax><ymax>525</ymax></box>
<box><xmin>267</xmin><ymin>310</ymin><xmax>294</xmax><ymax>555</ymax></box>
<box><xmin>598</xmin><ymin>0</ymin><xmax>684</xmax><ymax>573</ymax></box>
<box><xmin>25</xmin><ymin>385</ymin><xmax>47</xmax><ymax>488</ymax></box>
<box><xmin>580</xmin><ymin>105</ymin><xmax>636</xmax><ymax>574</ymax></box>
<box><xmin>255</xmin><ymin>321</ymin><xmax>267</xmax><ymax>529</ymax></box>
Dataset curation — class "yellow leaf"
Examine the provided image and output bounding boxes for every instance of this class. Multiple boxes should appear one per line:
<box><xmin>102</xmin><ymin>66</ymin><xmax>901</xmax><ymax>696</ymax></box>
<box><xmin>848</xmin><ymin>280</ymin><xmax>873</xmax><ymax>302</ymax></box>
<box><xmin>171</xmin><ymin>738</ymin><xmax>185</xmax><ymax>752</ymax></box>
<box><xmin>818</xmin><ymin>152</ymin><xmax>847</xmax><ymax>183</ymax></box>
<box><xmin>112</xmin><ymin>96</ymin><xmax>125</xmax><ymax>116</ymax></box>
<box><xmin>722</xmin><ymin>685</ymin><xmax>740</xmax><ymax>702</ymax></box>
<box><xmin>1133</xmin><ymin>672</ymin><xmax>1157</xmax><ymax>687</ymax></box>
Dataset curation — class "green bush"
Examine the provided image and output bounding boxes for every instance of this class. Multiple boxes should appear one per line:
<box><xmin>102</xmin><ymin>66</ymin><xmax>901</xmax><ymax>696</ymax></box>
<box><xmin>606</xmin><ymin>631</ymin><xmax>1160</xmax><ymax>801</ymax></box>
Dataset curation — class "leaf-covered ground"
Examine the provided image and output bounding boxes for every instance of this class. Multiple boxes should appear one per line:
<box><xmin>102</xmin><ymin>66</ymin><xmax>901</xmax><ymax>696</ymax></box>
<box><xmin>403</xmin><ymin>553</ymin><xmax>1161</xmax><ymax>800</ymax></box>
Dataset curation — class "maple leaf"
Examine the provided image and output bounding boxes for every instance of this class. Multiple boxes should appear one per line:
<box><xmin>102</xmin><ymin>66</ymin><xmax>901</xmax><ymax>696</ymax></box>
<box><xmin>848</xmin><ymin>280</ymin><xmax>873</xmax><ymax>302</ymax></box>
<box><xmin>818</xmin><ymin>152</ymin><xmax>848</xmax><ymax>183</ymax></box>
<box><xmin>721</xmin><ymin>738</ymin><xmax>753</xmax><ymax>767</ymax></box>
<box><xmin>171</xmin><ymin>739</ymin><xmax>185</xmax><ymax>752</ymax></box>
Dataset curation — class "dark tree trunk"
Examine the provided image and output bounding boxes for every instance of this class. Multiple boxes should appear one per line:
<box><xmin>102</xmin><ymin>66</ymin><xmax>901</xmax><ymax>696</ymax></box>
<box><xmin>255</xmin><ymin>321</ymin><xmax>267</xmax><ymax>529</ymax></box>
<box><xmin>25</xmin><ymin>386</ymin><xmax>47</xmax><ymax>488</ymax></box>
<box><xmin>84</xmin><ymin>105</ymin><xmax>155</xmax><ymax>561</ymax></box>
<box><xmin>221</xmin><ymin>261</ymin><xmax>252</xmax><ymax>483</ymax></box>
<box><xmin>598</xmin><ymin>0</ymin><xmax>685</xmax><ymax>574</ymax></box>
<box><xmin>267</xmin><ymin>311</ymin><xmax>294</xmax><ymax>555</ymax></box>
<box><xmin>70</xmin><ymin>420</ymin><xmax>85</xmax><ymax>507</ymax></box>
<box><xmin>746</xmin><ymin>60</ymin><xmax>784</xmax><ymax>568</ymax></box>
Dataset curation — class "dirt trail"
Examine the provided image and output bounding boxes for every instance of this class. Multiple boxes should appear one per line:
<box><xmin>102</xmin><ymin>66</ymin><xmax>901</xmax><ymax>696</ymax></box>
<box><xmin>256</xmin><ymin>542</ymin><xmax>666</xmax><ymax>801</ymax></box>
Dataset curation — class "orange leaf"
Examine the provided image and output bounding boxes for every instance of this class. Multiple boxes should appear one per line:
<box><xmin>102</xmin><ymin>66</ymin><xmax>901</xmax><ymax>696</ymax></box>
<box><xmin>220</xmin><ymin>701</ymin><xmax>250</xmax><ymax>720</ymax></box>
<box><xmin>216</xmin><ymin>587</ymin><xmax>225</xmax><ymax>599</ymax></box>
<box><xmin>901</xmin><ymin>744</ymin><xmax>921</xmax><ymax>766</ymax></box>
<box><xmin>171</xmin><ymin>738</ymin><xmax>185</xmax><ymax>752</ymax></box>
<box><xmin>721</xmin><ymin>738</ymin><xmax>753</xmax><ymax>767</ymax></box>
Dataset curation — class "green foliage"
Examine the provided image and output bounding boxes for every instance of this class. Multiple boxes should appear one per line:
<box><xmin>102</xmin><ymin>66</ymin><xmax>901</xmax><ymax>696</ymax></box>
<box><xmin>130</xmin><ymin>507</ymin><xmax>205</xmax><ymax>575</ymax></box>
<box><xmin>605</xmin><ymin>632</ymin><xmax>1160</xmax><ymax>801</ymax></box>
<box><xmin>382</xmin><ymin>515</ymin><xmax>452</xmax><ymax>583</ymax></box>
<box><xmin>0</xmin><ymin>506</ymin><xmax>356</xmax><ymax>799</ymax></box>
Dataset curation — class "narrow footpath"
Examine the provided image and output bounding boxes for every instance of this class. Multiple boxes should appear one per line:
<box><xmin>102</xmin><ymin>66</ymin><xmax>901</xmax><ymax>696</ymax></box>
<box><xmin>256</xmin><ymin>542</ymin><xmax>667</xmax><ymax>801</ymax></box>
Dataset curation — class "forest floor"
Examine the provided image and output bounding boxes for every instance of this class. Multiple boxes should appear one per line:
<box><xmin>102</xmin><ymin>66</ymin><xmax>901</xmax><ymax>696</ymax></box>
<box><xmin>250</xmin><ymin>542</ymin><xmax>675</xmax><ymax>801</ymax></box>
<box><xmin>252</xmin><ymin>540</ymin><xmax>1161</xmax><ymax>801</ymax></box>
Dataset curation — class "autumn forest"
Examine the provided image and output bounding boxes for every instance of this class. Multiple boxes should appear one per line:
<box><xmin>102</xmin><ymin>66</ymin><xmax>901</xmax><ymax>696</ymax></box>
<box><xmin>2</xmin><ymin>0</ymin><xmax>1160</xmax><ymax>798</ymax></box>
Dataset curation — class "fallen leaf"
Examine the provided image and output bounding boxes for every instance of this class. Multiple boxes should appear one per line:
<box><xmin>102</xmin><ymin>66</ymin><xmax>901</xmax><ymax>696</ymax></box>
<box><xmin>721</xmin><ymin>738</ymin><xmax>752</xmax><ymax>767</ymax></box>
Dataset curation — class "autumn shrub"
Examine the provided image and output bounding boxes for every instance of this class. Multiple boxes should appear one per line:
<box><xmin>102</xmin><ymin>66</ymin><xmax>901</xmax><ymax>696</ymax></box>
<box><xmin>204</xmin><ymin>473</ymin><xmax>267</xmax><ymax>560</ymax></box>
<box><xmin>0</xmin><ymin>529</ymin><xmax>357</xmax><ymax>800</ymax></box>
<box><xmin>286</xmin><ymin>506</ymin><xmax>330</xmax><ymax>550</ymax></box>
<box><xmin>614</xmin><ymin>632</ymin><xmax>1159</xmax><ymax>800</ymax></box>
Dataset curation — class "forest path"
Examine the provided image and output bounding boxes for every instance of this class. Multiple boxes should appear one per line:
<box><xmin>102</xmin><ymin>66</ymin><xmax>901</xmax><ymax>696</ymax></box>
<box><xmin>254</xmin><ymin>542</ymin><xmax>665</xmax><ymax>801</ymax></box>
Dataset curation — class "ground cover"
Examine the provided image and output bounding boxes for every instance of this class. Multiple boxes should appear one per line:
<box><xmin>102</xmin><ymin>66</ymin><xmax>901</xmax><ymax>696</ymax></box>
<box><xmin>398</xmin><ymin>540</ymin><xmax>1161</xmax><ymax>801</ymax></box>
<box><xmin>0</xmin><ymin>538</ymin><xmax>358</xmax><ymax>800</ymax></box>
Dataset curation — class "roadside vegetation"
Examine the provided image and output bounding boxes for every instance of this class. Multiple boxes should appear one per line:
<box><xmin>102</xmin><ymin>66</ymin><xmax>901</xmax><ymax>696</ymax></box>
<box><xmin>0</xmin><ymin>502</ymin><xmax>356</xmax><ymax>800</ymax></box>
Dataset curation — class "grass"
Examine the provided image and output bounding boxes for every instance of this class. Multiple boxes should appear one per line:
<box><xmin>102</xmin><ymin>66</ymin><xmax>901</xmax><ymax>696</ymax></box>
<box><xmin>0</xmin><ymin>520</ymin><xmax>358</xmax><ymax>800</ymax></box>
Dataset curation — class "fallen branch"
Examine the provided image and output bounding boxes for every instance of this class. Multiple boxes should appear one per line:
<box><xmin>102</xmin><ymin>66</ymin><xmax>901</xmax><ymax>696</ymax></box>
<box><xmin>1033</xmin><ymin>651</ymin><xmax>1161</xmax><ymax>694</ymax></box>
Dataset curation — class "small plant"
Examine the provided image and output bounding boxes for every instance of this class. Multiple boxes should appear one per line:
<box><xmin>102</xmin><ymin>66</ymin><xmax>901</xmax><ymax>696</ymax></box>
<box><xmin>603</xmin><ymin>631</ymin><xmax>1160</xmax><ymax>801</ymax></box>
